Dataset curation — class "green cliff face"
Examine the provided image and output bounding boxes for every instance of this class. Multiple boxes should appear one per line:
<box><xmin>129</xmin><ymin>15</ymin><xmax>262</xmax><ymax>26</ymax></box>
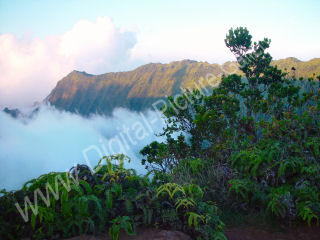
<box><xmin>46</xmin><ymin>58</ymin><xmax>320</xmax><ymax>115</ymax></box>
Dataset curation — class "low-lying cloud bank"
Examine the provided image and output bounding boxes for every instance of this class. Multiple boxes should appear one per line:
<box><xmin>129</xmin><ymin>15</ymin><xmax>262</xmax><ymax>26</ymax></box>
<box><xmin>0</xmin><ymin>106</ymin><xmax>164</xmax><ymax>191</ymax></box>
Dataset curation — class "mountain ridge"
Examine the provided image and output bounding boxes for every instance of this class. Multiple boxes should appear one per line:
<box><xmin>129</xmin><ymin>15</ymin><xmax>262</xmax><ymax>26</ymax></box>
<box><xmin>46</xmin><ymin>57</ymin><xmax>320</xmax><ymax>116</ymax></box>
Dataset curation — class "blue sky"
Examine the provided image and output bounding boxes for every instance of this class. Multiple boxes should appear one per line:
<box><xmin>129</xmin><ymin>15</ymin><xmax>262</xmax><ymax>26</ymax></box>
<box><xmin>1</xmin><ymin>0</ymin><xmax>319</xmax><ymax>62</ymax></box>
<box><xmin>0</xmin><ymin>0</ymin><xmax>320</xmax><ymax>107</ymax></box>
<box><xmin>1</xmin><ymin>0</ymin><xmax>320</xmax><ymax>39</ymax></box>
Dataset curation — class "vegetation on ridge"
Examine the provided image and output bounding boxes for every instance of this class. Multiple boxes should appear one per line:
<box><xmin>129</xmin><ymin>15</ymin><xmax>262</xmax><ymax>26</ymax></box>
<box><xmin>141</xmin><ymin>26</ymin><xmax>320</xmax><ymax>228</ymax></box>
<box><xmin>46</xmin><ymin>57</ymin><xmax>320</xmax><ymax>116</ymax></box>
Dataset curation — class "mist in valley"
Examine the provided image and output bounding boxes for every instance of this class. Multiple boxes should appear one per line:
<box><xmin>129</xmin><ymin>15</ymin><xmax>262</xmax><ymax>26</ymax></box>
<box><xmin>0</xmin><ymin>106</ymin><xmax>165</xmax><ymax>191</ymax></box>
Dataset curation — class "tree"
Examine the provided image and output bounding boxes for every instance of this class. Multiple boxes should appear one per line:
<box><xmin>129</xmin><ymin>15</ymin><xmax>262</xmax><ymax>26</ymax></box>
<box><xmin>141</xmin><ymin>26</ymin><xmax>320</xmax><ymax>225</ymax></box>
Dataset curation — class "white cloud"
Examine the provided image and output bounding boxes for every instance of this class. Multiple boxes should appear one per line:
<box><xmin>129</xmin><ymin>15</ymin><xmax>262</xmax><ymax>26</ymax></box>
<box><xmin>131</xmin><ymin>25</ymin><xmax>235</xmax><ymax>65</ymax></box>
<box><xmin>58</xmin><ymin>17</ymin><xmax>137</xmax><ymax>73</ymax></box>
<box><xmin>0</xmin><ymin>106</ymin><xmax>164</xmax><ymax>191</ymax></box>
<box><xmin>0</xmin><ymin>17</ymin><xmax>137</xmax><ymax>109</ymax></box>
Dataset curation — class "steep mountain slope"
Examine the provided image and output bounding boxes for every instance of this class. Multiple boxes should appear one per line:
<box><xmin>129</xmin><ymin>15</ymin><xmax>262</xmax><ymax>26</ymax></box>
<box><xmin>272</xmin><ymin>57</ymin><xmax>320</xmax><ymax>78</ymax></box>
<box><xmin>46</xmin><ymin>58</ymin><xmax>320</xmax><ymax>116</ymax></box>
<box><xmin>46</xmin><ymin>60</ymin><xmax>223</xmax><ymax>115</ymax></box>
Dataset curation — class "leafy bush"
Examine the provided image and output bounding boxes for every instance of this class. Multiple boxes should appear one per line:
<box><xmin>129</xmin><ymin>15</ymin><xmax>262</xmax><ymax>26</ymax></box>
<box><xmin>140</xmin><ymin>27</ymin><xmax>320</xmax><ymax>226</ymax></box>
<box><xmin>0</xmin><ymin>154</ymin><xmax>225</xmax><ymax>239</ymax></box>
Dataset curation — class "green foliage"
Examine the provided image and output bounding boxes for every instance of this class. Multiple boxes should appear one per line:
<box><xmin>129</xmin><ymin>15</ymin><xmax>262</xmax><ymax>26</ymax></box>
<box><xmin>225</xmin><ymin>27</ymin><xmax>252</xmax><ymax>58</ymax></box>
<box><xmin>140</xmin><ymin>26</ymin><xmax>320</xmax><ymax>228</ymax></box>
<box><xmin>0</xmin><ymin>155</ymin><xmax>225</xmax><ymax>240</ymax></box>
<box><xmin>297</xmin><ymin>203</ymin><xmax>319</xmax><ymax>226</ymax></box>
<box><xmin>109</xmin><ymin>216</ymin><xmax>135</xmax><ymax>240</ymax></box>
<box><xmin>155</xmin><ymin>182</ymin><xmax>225</xmax><ymax>239</ymax></box>
<box><xmin>228</xmin><ymin>179</ymin><xmax>254</xmax><ymax>202</ymax></box>
<box><xmin>156</xmin><ymin>183</ymin><xmax>185</xmax><ymax>199</ymax></box>
<box><xmin>188</xmin><ymin>212</ymin><xmax>205</xmax><ymax>228</ymax></box>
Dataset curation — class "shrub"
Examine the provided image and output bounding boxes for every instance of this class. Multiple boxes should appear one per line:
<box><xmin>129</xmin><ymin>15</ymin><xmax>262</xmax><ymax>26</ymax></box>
<box><xmin>140</xmin><ymin>27</ymin><xmax>320</xmax><ymax>226</ymax></box>
<box><xmin>0</xmin><ymin>154</ymin><xmax>225</xmax><ymax>240</ymax></box>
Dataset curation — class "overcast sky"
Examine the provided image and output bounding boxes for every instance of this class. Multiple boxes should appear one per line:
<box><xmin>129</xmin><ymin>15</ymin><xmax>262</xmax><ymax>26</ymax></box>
<box><xmin>0</xmin><ymin>0</ymin><xmax>319</xmax><ymax>108</ymax></box>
